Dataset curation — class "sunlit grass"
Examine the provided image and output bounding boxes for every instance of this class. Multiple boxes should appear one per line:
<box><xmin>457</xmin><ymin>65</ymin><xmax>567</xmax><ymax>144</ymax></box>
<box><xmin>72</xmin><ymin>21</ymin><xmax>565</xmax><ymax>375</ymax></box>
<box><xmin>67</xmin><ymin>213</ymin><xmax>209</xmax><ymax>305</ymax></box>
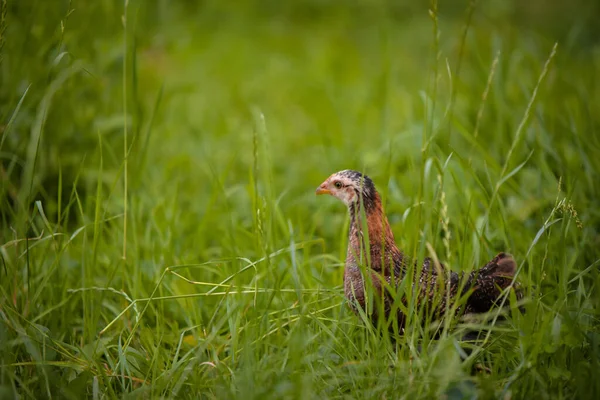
<box><xmin>1</xmin><ymin>1</ymin><xmax>599</xmax><ymax>398</ymax></box>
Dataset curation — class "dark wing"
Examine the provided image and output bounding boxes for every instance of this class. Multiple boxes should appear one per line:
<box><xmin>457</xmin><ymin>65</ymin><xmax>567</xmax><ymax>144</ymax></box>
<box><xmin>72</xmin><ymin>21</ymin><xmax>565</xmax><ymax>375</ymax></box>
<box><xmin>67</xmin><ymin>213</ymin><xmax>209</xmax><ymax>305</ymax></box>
<box><xmin>416</xmin><ymin>257</ymin><xmax>461</xmax><ymax>315</ymax></box>
<box><xmin>465</xmin><ymin>252</ymin><xmax>520</xmax><ymax>313</ymax></box>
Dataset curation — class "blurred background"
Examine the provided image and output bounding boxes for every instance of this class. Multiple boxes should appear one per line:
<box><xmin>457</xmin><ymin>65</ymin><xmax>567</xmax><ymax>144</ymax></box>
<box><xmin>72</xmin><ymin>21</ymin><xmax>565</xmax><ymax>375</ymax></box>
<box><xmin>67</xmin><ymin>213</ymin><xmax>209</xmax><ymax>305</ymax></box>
<box><xmin>1</xmin><ymin>0</ymin><xmax>600</xmax><ymax>398</ymax></box>
<box><xmin>2</xmin><ymin>0</ymin><xmax>599</xmax><ymax>231</ymax></box>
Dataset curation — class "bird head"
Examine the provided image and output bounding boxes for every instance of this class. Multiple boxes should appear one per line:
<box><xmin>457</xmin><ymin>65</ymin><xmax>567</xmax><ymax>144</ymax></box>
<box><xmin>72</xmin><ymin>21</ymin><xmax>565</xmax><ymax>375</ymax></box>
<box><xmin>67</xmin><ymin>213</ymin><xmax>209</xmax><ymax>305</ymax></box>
<box><xmin>316</xmin><ymin>170</ymin><xmax>377</xmax><ymax>209</ymax></box>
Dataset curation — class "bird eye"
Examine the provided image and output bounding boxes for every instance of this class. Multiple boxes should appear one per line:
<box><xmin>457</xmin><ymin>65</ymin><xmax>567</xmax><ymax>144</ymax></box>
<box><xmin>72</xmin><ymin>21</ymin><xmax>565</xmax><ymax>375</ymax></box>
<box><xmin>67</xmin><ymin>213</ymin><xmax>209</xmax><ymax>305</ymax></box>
<box><xmin>334</xmin><ymin>181</ymin><xmax>343</xmax><ymax>189</ymax></box>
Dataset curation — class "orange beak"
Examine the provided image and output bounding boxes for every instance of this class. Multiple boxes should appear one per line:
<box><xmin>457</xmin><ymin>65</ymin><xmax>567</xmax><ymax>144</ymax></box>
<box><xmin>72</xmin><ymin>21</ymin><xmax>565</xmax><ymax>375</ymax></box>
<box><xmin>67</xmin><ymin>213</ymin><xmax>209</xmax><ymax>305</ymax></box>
<box><xmin>316</xmin><ymin>182</ymin><xmax>331</xmax><ymax>195</ymax></box>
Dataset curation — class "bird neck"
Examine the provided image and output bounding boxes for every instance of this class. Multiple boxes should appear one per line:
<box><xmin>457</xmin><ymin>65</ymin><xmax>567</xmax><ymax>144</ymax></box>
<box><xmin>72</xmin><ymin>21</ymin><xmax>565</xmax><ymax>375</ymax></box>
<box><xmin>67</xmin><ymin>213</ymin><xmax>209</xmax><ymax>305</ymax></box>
<box><xmin>347</xmin><ymin>192</ymin><xmax>400</xmax><ymax>271</ymax></box>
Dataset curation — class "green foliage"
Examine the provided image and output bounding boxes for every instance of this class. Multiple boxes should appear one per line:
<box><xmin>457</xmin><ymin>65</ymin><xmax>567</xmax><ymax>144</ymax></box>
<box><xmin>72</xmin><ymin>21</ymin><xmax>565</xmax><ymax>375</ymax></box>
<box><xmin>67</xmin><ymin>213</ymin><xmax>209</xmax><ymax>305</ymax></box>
<box><xmin>1</xmin><ymin>0</ymin><xmax>599</xmax><ymax>398</ymax></box>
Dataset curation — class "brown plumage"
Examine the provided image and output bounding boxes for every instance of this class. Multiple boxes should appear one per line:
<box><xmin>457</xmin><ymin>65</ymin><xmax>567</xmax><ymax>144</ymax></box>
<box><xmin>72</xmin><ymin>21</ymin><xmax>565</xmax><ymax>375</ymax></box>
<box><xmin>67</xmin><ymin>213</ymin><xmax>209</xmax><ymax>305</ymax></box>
<box><xmin>316</xmin><ymin>169</ymin><xmax>520</xmax><ymax>332</ymax></box>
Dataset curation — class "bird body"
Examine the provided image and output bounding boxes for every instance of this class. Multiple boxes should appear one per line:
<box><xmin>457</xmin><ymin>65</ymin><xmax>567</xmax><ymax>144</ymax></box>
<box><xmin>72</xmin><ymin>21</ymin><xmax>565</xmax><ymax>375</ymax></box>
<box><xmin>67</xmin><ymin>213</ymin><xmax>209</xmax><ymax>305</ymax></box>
<box><xmin>316</xmin><ymin>169</ymin><xmax>520</xmax><ymax>332</ymax></box>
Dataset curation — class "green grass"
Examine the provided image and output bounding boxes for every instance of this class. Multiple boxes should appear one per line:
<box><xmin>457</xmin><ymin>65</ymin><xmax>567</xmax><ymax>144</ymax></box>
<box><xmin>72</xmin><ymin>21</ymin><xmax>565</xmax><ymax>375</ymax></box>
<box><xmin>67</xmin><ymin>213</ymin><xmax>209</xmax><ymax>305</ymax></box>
<box><xmin>1</xmin><ymin>0</ymin><xmax>600</xmax><ymax>398</ymax></box>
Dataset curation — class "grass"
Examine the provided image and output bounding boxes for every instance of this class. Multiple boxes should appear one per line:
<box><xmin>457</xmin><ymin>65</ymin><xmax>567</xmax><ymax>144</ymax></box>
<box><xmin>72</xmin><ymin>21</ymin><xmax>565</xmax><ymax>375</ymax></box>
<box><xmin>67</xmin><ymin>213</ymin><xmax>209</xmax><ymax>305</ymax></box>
<box><xmin>1</xmin><ymin>0</ymin><xmax>600</xmax><ymax>398</ymax></box>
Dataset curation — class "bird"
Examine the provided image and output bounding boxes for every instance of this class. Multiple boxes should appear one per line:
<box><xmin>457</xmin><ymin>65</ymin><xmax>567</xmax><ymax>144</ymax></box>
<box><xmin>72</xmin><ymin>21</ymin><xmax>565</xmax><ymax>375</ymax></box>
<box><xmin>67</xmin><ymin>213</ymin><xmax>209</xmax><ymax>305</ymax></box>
<box><xmin>316</xmin><ymin>169</ymin><xmax>521</xmax><ymax>333</ymax></box>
